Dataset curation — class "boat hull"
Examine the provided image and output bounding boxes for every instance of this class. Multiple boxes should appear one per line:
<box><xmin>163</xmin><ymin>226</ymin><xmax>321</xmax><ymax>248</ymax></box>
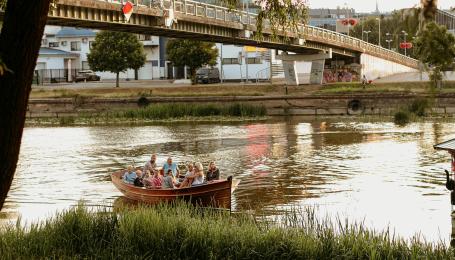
<box><xmin>111</xmin><ymin>170</ymin><xmax>233</xmax><ymax>209</ymax></box>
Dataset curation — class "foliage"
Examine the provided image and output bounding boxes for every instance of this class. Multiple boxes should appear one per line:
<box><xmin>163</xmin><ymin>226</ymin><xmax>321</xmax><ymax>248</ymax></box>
<box><xmin>408</xmin><ymin>98</ymin><xmax>429</xmax><ymax>117</ymax></box>
<box><xmin>350</xmin><ymin>9</ymin><xmax>420</xmax><ymax>57</ymax></box>
<box><xmin>87</xmin><ymin>31</ymin><xmax>146</xmax><ymax>87</ymax></box>
<box><xmin>394</xmin><ymin>110</ymin><xmax>410</xmax><ymax>126</ymax></box>
<box><xmin>414</xmin><ymin>22</ymin><xmax>455</xmax><ymax>87</ymax></box>
<box><xmin>254</xmin><ymin>0</ymin><xmax>308</xmax><ymax>39</ymax></box>
<box><xmin>0</xmin><ymin>203</ymin><xmax>452</xmax><ymax>259</ymax></box>
<box><xmin>107</xmin><ymin>103</ymin><xmax>267</xmax><ymax>119</ymax></box>
<box><xmin>166</xmin><ymin>39</ymin><xmax>218</xmax><ymax>83</ymax></box>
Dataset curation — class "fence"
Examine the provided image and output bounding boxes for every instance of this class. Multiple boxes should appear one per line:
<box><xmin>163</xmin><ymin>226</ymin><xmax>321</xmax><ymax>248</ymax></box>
<box><xmin>33</xmin><ymin>69</ymin><xmax>83</xmax><ymax>85</ymax></box>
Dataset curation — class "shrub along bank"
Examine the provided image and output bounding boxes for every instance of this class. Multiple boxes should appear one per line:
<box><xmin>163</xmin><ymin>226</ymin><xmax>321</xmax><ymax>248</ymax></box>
<box><xmin>0</xmin><ymin>203</ymin><xmax>452</xmax><ymax>259</ymax></box>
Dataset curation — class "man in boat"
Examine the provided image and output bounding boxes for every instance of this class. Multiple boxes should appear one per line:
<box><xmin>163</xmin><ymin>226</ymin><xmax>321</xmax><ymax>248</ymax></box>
<box><xmin>162</xmin><ymin>157</ymin><xmax>180</xmax><ymax>179</ymax></box>
<box><xmin>123</xmin><ymin>165</ymin><xmax>137</xmax><ymax>184</ymax></box>
<box><xmin>143</xmin><ymin>153</ymin><xmax>157</xmax><ymax>178</ymax></box>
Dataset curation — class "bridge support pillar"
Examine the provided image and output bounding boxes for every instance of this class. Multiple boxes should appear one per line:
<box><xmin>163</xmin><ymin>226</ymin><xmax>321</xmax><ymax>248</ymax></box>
<box><xmin>276</xmin><ymin>51</ymin><xmax>332</xmax><ymax>85</ymax></box>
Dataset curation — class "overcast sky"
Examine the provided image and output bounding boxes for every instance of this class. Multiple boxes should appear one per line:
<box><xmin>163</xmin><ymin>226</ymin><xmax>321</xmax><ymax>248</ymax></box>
<box><xmin>308</xmin><ymin>0</ymin><xmax>453</xmax><ymax>13</ymax></box>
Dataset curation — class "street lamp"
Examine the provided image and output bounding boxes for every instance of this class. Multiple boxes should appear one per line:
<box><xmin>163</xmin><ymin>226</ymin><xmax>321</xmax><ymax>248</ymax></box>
<box><xmin>385</xmin><ymin>32</ymin><xmax>393</xmax><ymax>49</ymax></box>
<box><xmin>363</xmin><ymin>30</ymin><xmax>371</xmax><ymax>43</ymax></box>
<box><xmin>402</xmin><ymin>30</ymin><xmax>408</xmax><ymax>56</ymax></box>
<box><xmin>376</xmin><ymin>17</ymin><xmax>381</xmax><ymax>47</ymax></box>
<box><xmin>344</xmin><ymin>3</ymin><xmax>350</xmax><ymax>36</ymax></box>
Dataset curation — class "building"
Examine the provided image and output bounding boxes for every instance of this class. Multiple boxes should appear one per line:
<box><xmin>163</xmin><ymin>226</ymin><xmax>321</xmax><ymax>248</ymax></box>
<box><xmin>35</xmin><ymin>26</ymin><xmax>165</xmax><ymax>83</ymax></box>
<box><xmin>308</xmin><ymin>7</ymin><xmax>356</xmax><ymax>33</ymax></box>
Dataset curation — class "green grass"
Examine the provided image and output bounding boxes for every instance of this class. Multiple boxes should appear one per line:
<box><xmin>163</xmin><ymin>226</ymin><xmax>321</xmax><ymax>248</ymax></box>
<box><xmin>0</xmin><ymin>203</ymin><xmax>452</xmax><ymax>259</ymax></box>
<box><xmin>105</xmin><ymin>103</ymin><xmax>267</xmax><ymax>120</ymax></box>
<box><xmin>317</xmin><ymin>81</ymin><xmax>455</xmax><ymax>94</ymax></box>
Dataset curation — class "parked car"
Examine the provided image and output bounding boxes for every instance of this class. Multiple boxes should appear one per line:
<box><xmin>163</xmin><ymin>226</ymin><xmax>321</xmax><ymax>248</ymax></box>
<box><xmin>75</xmin><ymin>70</ymin><xmax>100</xmax><ymax>82</ymax></box>
<box><xmin>195</xmin><ymin>68</ymin><xmax>220</xmax><ymax>84</ymax></box>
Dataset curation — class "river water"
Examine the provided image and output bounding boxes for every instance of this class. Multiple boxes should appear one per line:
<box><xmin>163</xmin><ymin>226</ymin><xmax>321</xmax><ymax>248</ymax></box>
<box><xmin>1</xmin><ymin>118</ymin><xmax>455</xmax><ymax>243</ymax></box>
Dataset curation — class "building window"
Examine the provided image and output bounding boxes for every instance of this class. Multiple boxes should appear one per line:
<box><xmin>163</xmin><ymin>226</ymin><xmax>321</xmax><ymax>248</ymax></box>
<box><xmin>49</xmin><ymin>42</ymin><xmax>59</xmax><ymax>47</ymax></box>
<box><xmin>151</xmin><ymin>60</ymin><xmax>159</xmax><ymax>66</ymax></box>
<box><xmin>61</xmin><ymin>41</ymin><xmax>67</xmax><ymax>46</ymax></box>
<box><xmin>222</xmin><ymin>58</ymin><xmax>239</xmax><ymax>65</ymax></box>
<box><xmin>247</xmin><ymin>57</ymin><xmax>261</xmax><ymax>64</ymax></box>
<box><xmin>71</xmin><ymin>41</ymin><xmax>81</xmax><ymax>51</ymax></box>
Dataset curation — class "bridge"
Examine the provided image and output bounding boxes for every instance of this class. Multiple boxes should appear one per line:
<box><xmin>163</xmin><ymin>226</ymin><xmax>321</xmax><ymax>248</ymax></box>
<box><xmin>1</xmin><ymin>0</ymin><xmax>420</xmax><ymax>84</ymax></box>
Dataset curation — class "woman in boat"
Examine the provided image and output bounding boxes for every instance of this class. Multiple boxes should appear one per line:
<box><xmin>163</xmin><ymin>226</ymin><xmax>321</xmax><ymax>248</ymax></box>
<box><xmin>122</xmin><ymin>165</ymin><xmax>137</xmax><ymax>184</ymax></box>
<box><xmin>144</xmin><ymin>169</ymin><xmax>163</xmax><ymax>189</ymax></box>
<box><xmin>206</xmin><ymin>161</ymin><xmax>220</xmax><ymax>182</ymax></box>
<box><xmin>179</xmin><ymin>163</ymin><xmax>196</xmax><ymax>188</ymax></box>
<box><xmin>162</xmin><ymin>169</ymin><xmax>176</xmax><ymax>189</ymax></box>
<box><xmin>191</xmin><ymin>162</ymin><xmax>205</xmax><ymax>186</ymax></box>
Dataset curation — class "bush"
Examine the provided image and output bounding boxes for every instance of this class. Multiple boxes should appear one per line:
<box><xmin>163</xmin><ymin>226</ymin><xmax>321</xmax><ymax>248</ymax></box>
<box><xmin>408</xmin><ymin>98</ymin><xmax>429</xmax><ymax>117</ymax></box>
<box><xmin>394</xmin><ymin>110</ymin><xmax>410</xmax><ymax>125</ymax></box>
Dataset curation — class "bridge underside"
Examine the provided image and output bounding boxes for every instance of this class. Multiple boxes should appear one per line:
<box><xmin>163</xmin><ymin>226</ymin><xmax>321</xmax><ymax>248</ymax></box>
<box><xmin>45</xmin><ymin>17</ymin><xmax>354</xmax><ymax>57</ymax></box>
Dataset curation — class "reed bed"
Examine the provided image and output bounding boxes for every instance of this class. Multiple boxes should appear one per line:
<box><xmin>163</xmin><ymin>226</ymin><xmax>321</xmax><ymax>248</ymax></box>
<box><xmin>0</xmin><ymin>203</ymin><xmax>452</xmax><ymax>259</ymax></box>
<box><xmin>105</xmin><ymin>103</ymin><xmax>267</xmax><ymax>120</ymax></box>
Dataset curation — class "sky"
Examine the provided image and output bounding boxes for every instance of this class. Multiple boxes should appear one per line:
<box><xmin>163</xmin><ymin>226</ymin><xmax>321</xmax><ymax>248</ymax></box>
<box><xmin>308</xmin><ymin>0</ymin><xmax>454</xmax><ymax>13</ymax></box>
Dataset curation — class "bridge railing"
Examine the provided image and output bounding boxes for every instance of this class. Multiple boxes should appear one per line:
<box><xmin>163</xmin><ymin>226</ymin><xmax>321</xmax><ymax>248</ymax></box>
<box><xmin>97</xmin><ymin>0</ymin><xmax>418</xmax><ymax>67</ymax></box>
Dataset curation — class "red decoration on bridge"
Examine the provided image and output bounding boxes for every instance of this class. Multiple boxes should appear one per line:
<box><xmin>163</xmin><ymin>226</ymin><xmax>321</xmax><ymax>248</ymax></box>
<box><xmin>399</xmin><ymin>42</ymin><xmax>413</xmax><ymax>49</ymax></box>
<box><xmin>340</xmin><ymin>18</ymin><xmax>358</xmax><ymax>26</ymax></box>
<box><xmin>122</xmin><ymin>1</ymin><xmax>134</xmax><ymax>22</ymax></box>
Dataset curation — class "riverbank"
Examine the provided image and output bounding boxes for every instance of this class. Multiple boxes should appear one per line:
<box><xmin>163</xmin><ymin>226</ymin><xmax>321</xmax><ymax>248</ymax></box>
<box><xmin>0</xmin><ymin>203</ymin><xmax>452</xmax><ymax>259</ymax></box>
<box><xmin>25</xmin><ymin>103</ymin><xmax>268</xmax><ymax>126</ymax></box>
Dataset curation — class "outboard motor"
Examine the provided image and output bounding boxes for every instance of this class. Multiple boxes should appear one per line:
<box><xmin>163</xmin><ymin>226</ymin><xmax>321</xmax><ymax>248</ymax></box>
<box><xmin>446</xmin><ymin>170</ymin><xmax>455</xmax><ymax>206</ymax></box>
<box><xmin>446</xmin><ymin>170</ymin><xmax>455</xmax><ymax>191</ymax></box>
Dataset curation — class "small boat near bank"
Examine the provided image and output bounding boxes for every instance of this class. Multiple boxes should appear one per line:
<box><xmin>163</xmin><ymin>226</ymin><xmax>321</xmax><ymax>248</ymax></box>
<box><xmin>111</xmin><ymin>170</ymin><xmax>239</xmax><ymax>209</ymax></box>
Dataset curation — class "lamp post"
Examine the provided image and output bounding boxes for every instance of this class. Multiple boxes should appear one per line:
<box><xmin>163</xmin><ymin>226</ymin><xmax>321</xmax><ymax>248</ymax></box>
<box><xmin>363</xmin><ymin>30</ymin><xmax>371</xmax><ymax>43</ymax></box>
<box><xmin>344</xmin><ymin>3</ymin><xmax>350</xmax><ymax>36</ymax></box>
<box><xmin>385</xmin><ymin>32</ymin><xmax>392</xmax><ymax>49</ymax></box>
<box><xmin>402</xmin><ymin>30</ymin><xmax>408</xmax><ymax>56</ymax></box>
<box><xmin>376</xmin><ymin>17</ymin><xmax>381</xmax><ymax>47</ymax></box>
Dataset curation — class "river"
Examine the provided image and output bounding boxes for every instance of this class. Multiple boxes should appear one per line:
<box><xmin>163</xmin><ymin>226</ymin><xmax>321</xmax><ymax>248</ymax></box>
<box><xmin>1</xmin><ymin>118</ymin><xmax>454</xmax><ymax>243</ymax></box>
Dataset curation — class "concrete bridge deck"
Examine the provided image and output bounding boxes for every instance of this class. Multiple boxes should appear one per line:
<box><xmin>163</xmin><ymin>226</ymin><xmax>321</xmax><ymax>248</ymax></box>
<box><xmin>0</xmin><ymin>0</ymin><xmax>419</xmax><ymax>69</ymax></box>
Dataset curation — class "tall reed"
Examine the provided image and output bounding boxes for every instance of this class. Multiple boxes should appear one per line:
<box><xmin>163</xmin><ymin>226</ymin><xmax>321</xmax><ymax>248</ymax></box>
<box><xmin>0</xmin><ymin>203</ymin><xmax>452</xmax><ymax>259</ymax></box>
<box><xmin>106</xmin><ymin>103</ymin><xmax>267</xmax><ymax>120</ymax></box>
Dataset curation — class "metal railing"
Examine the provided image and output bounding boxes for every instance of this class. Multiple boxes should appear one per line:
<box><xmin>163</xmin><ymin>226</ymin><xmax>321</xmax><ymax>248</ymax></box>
<box><xmin>65</xmin><ymin>0</ymin><xmax>419</xmax><ymax>67</ymax></box>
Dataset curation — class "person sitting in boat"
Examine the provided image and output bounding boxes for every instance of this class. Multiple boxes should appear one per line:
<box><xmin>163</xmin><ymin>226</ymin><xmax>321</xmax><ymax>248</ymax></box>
<box><xmin>162</xmin><ymin>157</ymin><xmax>180</xmax><ymax>179</ymax></box>
<box><xmin>144</xmin><ymin>170</ymin><xmax>163</xmax><ymax>189</ymax></box>
<box><xmin>180</xmin><ymin>162</ymin><xmax>204</xmax><ymax>188</ymax></box>
<box><xmin>134</xmin><ymin>170</ymin><xmax>145</xmax><ymax>187</ymax></box>
<box><xmin>206</xmin><ymin>161</ymin><xmax>220</xmax><ymax>182</ymax></box>
<box><xmin>162</xmin><ymin>169</ymin><xmax>176</xmax><ymax>189</ymax></box>
<box><xmin>143</xmin><ymin>154</ymin><xmax>157</xmax><ymax>178</ymax></box>
<box><xmin>179</xmin><ymin>163</ymin><xmax>196</xmax><ymax>188</ymax></box>
<box><xmin>122</xmin><ymin>165</ymin><xmax>137</xmax><ymax>184</ymax></box>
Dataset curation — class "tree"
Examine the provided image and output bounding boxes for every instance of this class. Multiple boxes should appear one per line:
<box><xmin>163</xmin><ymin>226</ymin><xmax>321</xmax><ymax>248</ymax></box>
<box><xmin>87</xmin><ymin>31</ymin><xmax>146</xmax><ymax>87</ymax></box>
<box><xmin>414</xmin><ymin>22</ymin><xmax>455</xmax><ymax>87</ymax></box>
<box><xmin>0</xmin><ymin>0</ymin><xmax>51</xmax><ymax>210</ymax></box>
<box><xmin>166</xmin><ymin>39</ymin><xmax>218</xmax><ymax>83</ymax></box>
<box><xmin>350</xmin><ymin>9</ymin><xmax>420</xmax><ymax>57</ymax></box>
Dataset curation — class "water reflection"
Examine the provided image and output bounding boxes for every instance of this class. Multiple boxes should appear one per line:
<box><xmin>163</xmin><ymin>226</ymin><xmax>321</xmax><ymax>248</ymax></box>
<box><xmin>2</xmin><ymin>119</ymin><xmax>455</xmax><ymax>243</ymax></box>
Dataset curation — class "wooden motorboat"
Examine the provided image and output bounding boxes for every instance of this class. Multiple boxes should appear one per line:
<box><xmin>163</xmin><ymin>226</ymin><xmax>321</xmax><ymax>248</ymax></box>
<box><xmin>111</xmin><ymin>170</ymin><xmax>238</xmax><ymax>209</ymax></box>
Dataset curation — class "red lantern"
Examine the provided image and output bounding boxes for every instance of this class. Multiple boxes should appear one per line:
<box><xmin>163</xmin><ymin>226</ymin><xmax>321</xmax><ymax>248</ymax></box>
<box><xmin>348</xmin><ymin>18</ymin><xmax>357</xmax><ymax>26</ymax></box>
<box><xmin>341</xmin><ymin>19</ymin><xmax>349</xmax><ymax>26</ymax></box>
<box><xmin>400</xmin><ymin>42</ymin><xmax>413</xmax><ymax>49</ymax></box>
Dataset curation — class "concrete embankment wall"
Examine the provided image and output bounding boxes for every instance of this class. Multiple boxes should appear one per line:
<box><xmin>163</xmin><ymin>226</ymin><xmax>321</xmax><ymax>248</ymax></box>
<box><xmin>27</xmin><ymin>94</ymin><xmax>455</xmax><ymax>118</ymax></box>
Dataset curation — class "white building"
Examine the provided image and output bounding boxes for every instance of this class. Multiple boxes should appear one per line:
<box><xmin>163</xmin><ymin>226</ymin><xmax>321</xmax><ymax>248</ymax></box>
<box><xmin>216</xmin><ymin>44</ymin><xmax>272</xmax><ymax>82</ymax></box>
<box><xmin>36</xmin><ymin>26</ymin><xmax>165</xmax><ymax>83</ymax></box>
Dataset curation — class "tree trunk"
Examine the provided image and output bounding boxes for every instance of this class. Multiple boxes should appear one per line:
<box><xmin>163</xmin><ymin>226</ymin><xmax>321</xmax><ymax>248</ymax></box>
<box><xmin>134</xmin><ymin>69</ymin><xmax>138</xmax><ymax>80</ymax></box>
<box><xmin>116</xmin><ymin>72</ymin><xmax>120</xmax><ymax>87</ymax></box>
<box><xmin>0</xmin><ymin>0</ymin><xmax>51</xmax><ymax>210</ymax></box>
